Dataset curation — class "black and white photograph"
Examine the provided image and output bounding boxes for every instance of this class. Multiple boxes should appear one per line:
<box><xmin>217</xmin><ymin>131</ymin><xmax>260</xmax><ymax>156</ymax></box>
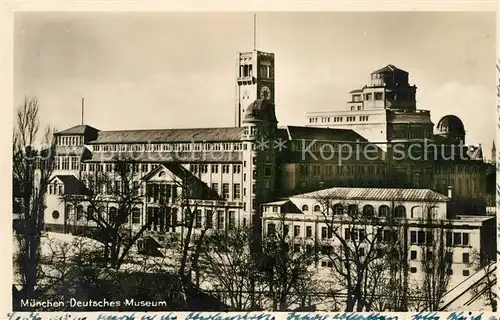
<box><xmin>10</xmin><ymin>11</ymin><xmax>498</xmax><ymax>312</ymax></box>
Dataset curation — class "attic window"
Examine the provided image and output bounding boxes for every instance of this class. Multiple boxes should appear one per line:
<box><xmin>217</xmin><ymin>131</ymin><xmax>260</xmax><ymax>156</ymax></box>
<box><xmin>158</xmin><ymin>171</ymin><xmax>166</xmax><ymax>177</ymax></box>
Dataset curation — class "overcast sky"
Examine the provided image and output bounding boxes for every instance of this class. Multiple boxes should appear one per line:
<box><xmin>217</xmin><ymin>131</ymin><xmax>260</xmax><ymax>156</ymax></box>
<box><xmin>14</xmin><ymin>12</ymin><xmax>496</xmax><ymax>155</ymax></box>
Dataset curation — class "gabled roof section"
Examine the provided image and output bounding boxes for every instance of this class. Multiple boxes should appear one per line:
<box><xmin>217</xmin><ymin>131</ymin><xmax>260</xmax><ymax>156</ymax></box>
<box><xmin>371</xmin><ymin>64</ymin><xmax>407</xmax><ymax>75</ymax></box>
<box><xmin>262</xmin><ymin>199</ymin><xmax>303</xmax><ymax>214</ymax></box>
<box><xmin>55</xmin><ymin>125</ymin><xmax>99</xmax><ymax>136</ymax></box>
<box><xmin>49</xmin><ymin>175</ymin><xmax>90</xmax><ymax>195</ymax></box>
<box><xmin>90</xmin><ymin>127</ymin><xmax>245</xmax><ymax>144</ymax></box>
<box><xmin>141</xmin><ymin>164</ymin><xmax>171</xmax><ymax>181</ymax></box>
<box><xmin>293</xmin><ymin>187</ymin><xmax>449</xmax><ymax>202</ymax></box>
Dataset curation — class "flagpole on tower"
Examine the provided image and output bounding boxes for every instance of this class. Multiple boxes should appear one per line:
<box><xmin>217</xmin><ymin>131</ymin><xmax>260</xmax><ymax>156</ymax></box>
<box><xmin>253</xmin><ymin>13</ymin><xmax>256</xmax><ymax>50</ymax></box>
<box><xmin>81</xmin><ymin>98</ymin><xmax>84</xmax><ymax>125</ymax></box>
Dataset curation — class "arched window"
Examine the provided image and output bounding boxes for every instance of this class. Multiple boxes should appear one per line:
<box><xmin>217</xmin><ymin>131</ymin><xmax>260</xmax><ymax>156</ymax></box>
<box><xmin>76</xmin><ymin>205</ymin><xmax>84</xmax><ymax>221</ymax></box>
<box><xmin>333</xmin><ymin>203</ymin><xmax>344</xmax><ymax>215</ymax></box>
<box><xmin>362</xmin><ymin>205</ymin><xmax>375</xmax><ymax>217</ymax></box>
<box><xmin>347</xmin><ymin>204</ymin><xmax>358</xmax><ymax>215</ymax></box>
<box><xmin>109</xmin><ymin>207</ymin><xmax>117</xmax><ymax>223</ymax></box>
<box><xmin>52</xmin><ymin>210</ymin><xmax>60</xmax><ymax>219</ymax></box>
<box><xmin>378</xmin><ymin>205</ymin><xmax>390</xmax><ymax>217</ymax></box>
<box><xmin>394</xmin><ymin>206</ymin><xmax>406</xmax><ymax>219</ymax></box>
<box><xmin>411</xmin><ymin>206</ymin><xmax>422</xmax><ymax>219</ymax></box>
<box><xmin>301</xmin><ymin>204</ymin><xmax>309</xmax><ymax>212</ymax></box>
<box><xmin>159</xmin><ymin>171</ymin><xmax>166</xmax><ymax>177</ymax></box>
<box><xmin>313</xmin><ymin>205</ymin><xmax>321</xmax><ymax>212</ymax></box>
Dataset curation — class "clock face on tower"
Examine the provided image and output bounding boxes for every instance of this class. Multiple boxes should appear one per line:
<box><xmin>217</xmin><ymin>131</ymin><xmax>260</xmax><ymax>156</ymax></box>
<box><xmin>260</xmin><ymin>86</ymin><xmax>272</xmax><ymax>100</ymax></box>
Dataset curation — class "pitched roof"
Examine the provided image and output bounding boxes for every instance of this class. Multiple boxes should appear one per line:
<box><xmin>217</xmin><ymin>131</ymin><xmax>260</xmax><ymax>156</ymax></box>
<box><xmin>55</xmin><ymin>125</ymin><xmax>99</xmax><ymax>136</ymax></box>
<box><xmin>371</xmin><ymin>64</ymin><xmax>407</xmax><ymax>75</ymax></box>
<box><xmin>90</xmin><ymin>127</ymin><xmax>245</xmax><ymax>144</ymax></box>
<box><xmin>50</xmin><ymin>175</ymin><xmax>90</xmax><ymax>195</ymax></box>
<box><xmin>282</xmin><ymin>126</ymin><xmax>369</xmax><ymax>142</ymax></box>
<box><xmin>349</xmin><ymin>89</ymin><xmax>363</xmax><ymax>93</ymax></box>
<box><xmin>53</xmin><ymin>145</ymin><xmax>92</xmax><ymax>157</ymax></box>
<box><xmin>293</xmin><ymin>187</ymin><xmax>449</xmax><ymax>202</ymax></box>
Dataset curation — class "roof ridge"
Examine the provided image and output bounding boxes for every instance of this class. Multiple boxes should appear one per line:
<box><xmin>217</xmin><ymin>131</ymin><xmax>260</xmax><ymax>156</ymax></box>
<box><xmin>100</xmin><ymin>126</ymin><xmax>242</xmax><ymax>133</ymax></box>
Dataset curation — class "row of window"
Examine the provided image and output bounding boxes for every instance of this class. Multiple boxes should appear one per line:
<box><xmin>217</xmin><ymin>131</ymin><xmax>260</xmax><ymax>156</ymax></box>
<box><xmin>299</xmin><ymin>164</ymin><xmax>383</xmax><ymax>177</ymax></box>
<box><xmin>352</xmin><ymin>92</ymin><xmax>384</xmax><ymax>101</ymax></box>
<box><xmin>409</xmin><ymin>266</ymin><xmax>470</xmax><ymax>277</ymax></box>
<box><xmin>409</xmin><ymin>230</ymin><xmax>470</xmax><ymax>247</ymax></box>
<box><xmin>190</xmin><ymin>164</ymin><xmax>242</xmax><ymax>174</ymax></box>
<box><xmin>54</xmin><ymin>205</ymin><xmax>142</xmax><ymax>225</ymax></box>
<box><xmin>53</xmin><ymin>156</ymin><xmax>80</xmax><ymax>171</ymax></box>
<box><xmin>58</xmin><ymin>136</ymin><xmax>83</xmax><ymax>146</ymax></box>
<box><xmin>56</xmin><ymin>204</ymin><xmax>248</xmax><ymax>233</ymax></box>
<box><xmin>48</xmin><ymin>183</ymin><xmax>64</xmax><ymax>195</ymax></box>
<box><xmin>409</xmin><ymin>250</ymin><xmax>470</xmax><ymax>264</ymax></box>
<box><xmin>308</xmin><ymin>115</ymin><xmax>370</xmax><ymax>124</ymax></box>
<box><xmin>92</xmin><ymin>142</ymin><xmax>245</xmax><ymax>153</ymax></box>
<box><xmin>266</xmin><ymin>223</ymin><xmax>471</xmax><ymax>249</ymax></box>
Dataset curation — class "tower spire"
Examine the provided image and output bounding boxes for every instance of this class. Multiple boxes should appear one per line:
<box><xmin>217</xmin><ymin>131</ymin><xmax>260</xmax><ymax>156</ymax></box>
<box><xmin>253</xmin><ymin>13</ymin><xmax>256</xmax><ymax>50</ymax></box>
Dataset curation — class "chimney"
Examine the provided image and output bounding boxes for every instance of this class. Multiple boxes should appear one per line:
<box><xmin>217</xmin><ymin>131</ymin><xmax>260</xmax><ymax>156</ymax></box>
<box><xmin>447</xmin><ymin>185</ymin><xmax>452</xmax><ymax>199</ymax></box>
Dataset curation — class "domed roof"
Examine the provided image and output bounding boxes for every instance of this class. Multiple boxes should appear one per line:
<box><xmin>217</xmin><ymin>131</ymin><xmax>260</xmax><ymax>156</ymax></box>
<box><xmin>243</xmin><ymin>99</ymin><xmax>277</xmax><ymax>123</ymax></box>
<box><xmin>436</xmin><ymin>115</ymin><xmax>465</xmax><ymax>137</ymax></box>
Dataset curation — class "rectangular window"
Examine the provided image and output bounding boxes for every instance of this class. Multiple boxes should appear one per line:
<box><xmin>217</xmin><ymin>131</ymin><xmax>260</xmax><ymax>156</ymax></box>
<box><xmin>233</xmin><ymin>183</ymin><xmax>241</xmax><ymax>199</ymax></box>
<box><xmin>222</xmin><ymin>165</ymin><xmax>230</xmax><ymax>174</ymax></box>
<box><xmin>217</xmin><ymin>210</ymin><xmax>224</xmax><ymax>229</ymax></box>
<box><xmin>345</xmin><ymin>229</ymin><xmax>351</xmax><ymax>241</ymax></box>
<box><xmin>233</xmin><ymin>165</ymin><xmax>241</xmax><ymax>174</ymax></box>
<box><xmin>462</xmin><ymin>253</ymin><xmax>470</xmax><ymax>264</ymax></box>
<box><xmin>410</xmin><ymin>267</ymin><xmax>417</xmax><ymax>273</ymax></box>
<box><xmin>267</xmin><ymin>223</ymin><xmax>276</xmax><ymax>236</ymax></box>
<box><xmin>132</xmin><ymin>210</ymin><xmax>141</xmax><ymax>224</ymax></box>
<box><xmin>212</xmin><ymin>165</ymin><xmax>219</xmax><ymax>173</ymax></box>
<box><xmin>463</xmin><ymin>270</ymin><xmax>470</xmax><ymax>277</ymax></box>
<box><xmin>462</xmin><ymin>233</ymin><xmax>469</xmax><ymax>246</ymax></box>
<box><xmin>195</xmin><ymin>210</ymin><xmax>202</xmax><ymax>228</ymax></box>
<box><xmin>206</xmin><ymin>210</ymin><xmax>213</xmax><ymax>229</ymax></box>
<box><xmin>228</xmin><ymin>211</ymin><xmax>235</xmax><ymax>230</ymax></box>
<box><xmin>453</xmin><ymin>232</ymin><xmax>462</xmax><ymax>246</ymax></box>
<box><xmin>222</xmin><ymin>183</ymin><xmax>230</xmax><ymax>199</ymax></box>
<box><xmin>264</xmin><ymin>166</ymin><xmax>272</xmax><ymax>177</ymax></box>
<box><xmin>321</xmin><ymin>227</ymin><xmax>327</xmax><ymax>239</ymax></box>
<box><xmin>306</xmin><ymin>226</ymin><xmax>312</xmax><ymax>238</ymax></box>
<box><xmin>410</xmin><ymin>250</ymin><xmax>417</xmax><ymax>260</ymax></box>
<box><xmin>212</xmin><ymin>183</ymin><xmax>219</xmax><ymax>193</ymax></box>
<box><xmin>294</xmin><ymin>225</ymin><xmax>300</xmax><ymax>237</ymax></box>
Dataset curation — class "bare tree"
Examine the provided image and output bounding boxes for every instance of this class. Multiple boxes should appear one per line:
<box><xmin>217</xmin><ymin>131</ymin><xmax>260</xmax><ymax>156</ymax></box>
<box><xmin>198</xmin><ymin>227</ymin><xmax>261</xmax><ymax>310</ymax></box>
<box><xmin>260</xmin><ymin>211</ymin><xmax>317</xmax><ymax>311</ymax></box>
<box><xmin>13</xmin><ymin>96</ymin><xmax>56</xmax><ymax>301</ymax></box>
<box><xmin>418</xmin><ymin>203</ymin><xmax>453</xmax><ymax>311</ymax></box>
<box><xmin>315</xmin><ymin>199</ymin><xmax>389</xmax><ymax>312</ymax></box>
<box><xmin>468</xmin><ymin>249</ymin><xmax>497</xmax><ymax>311</ymax></box>
<box><xmin>62</xmin><ymin>159</ymin><xmax>152</xmax><ymax>269</ymax></box>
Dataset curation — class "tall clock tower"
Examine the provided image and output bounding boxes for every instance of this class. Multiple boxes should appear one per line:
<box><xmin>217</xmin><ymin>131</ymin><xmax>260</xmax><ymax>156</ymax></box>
<box><xmin>236</xmin><ymin>50</ymin><xmax>275</xmax><ymax>127</ymax></box>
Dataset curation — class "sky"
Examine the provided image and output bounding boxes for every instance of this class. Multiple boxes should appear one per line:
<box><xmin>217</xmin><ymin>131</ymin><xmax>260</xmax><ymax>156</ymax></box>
<box><xmin>14</xmin><ymin>12</ymin><xmax>496</xmax><ymax>156</ymax></box>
